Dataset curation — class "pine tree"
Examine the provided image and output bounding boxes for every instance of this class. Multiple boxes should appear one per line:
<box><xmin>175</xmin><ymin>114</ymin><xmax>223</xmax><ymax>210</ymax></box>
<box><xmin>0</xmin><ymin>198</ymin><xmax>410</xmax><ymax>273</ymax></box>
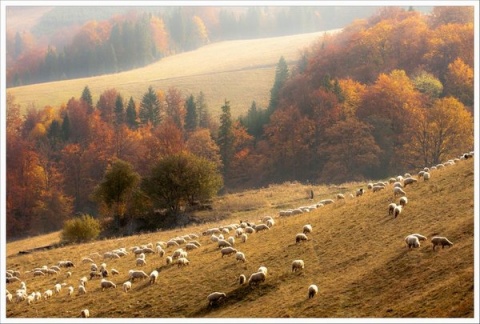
<box><xmin>61</xmin><ymin>114</ymin><xmax>71</xmax><ymax>141</ymax></box>
<box><xmin>81</xmin><ymin>86</ymin><xmax>94</xmax><ymax>113</ymax></box>
<box><xmin>114</xmin><ymin>94</ymin><xmax>125</xmax><ymax>126</ymax></box>
<box><xmin>139</xmin><ymin>86</ymin><xmax>161</xmax><ymax>127</ymax></box>
<box><xmin>185</xmin><ymin>94</ymin><xmax>198</xmax><ymax>132</ymax></box>
<box><xmin>126</xmin><ymin>97</ymin><xmax>138</xmax><ymax>129</ymax></box>
<box><xmin>268</xmin><ymin>56</ymin><xmax>289</xmax><ymax>115</ymax></box>
<box><xmin>217</xmin><ymin>99</ymin><xmax>234</xmax><ymax>174</ymax></box>
<box><xmin>196</xmin><ymin>91</ymin><xmax>210</xmax><ymax>128</ymax></box>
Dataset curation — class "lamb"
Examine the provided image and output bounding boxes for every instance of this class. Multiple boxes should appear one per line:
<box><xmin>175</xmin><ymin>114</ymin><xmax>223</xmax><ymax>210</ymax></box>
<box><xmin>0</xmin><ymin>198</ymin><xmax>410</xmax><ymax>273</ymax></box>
<box><xmin>235</xmin><ymin>251</ymin><xmax>246</xmax><ymax>263</ymax></box>
<box><xmin>308</xmin><ymin>284</ymin><xmax>318</xmax><ymax>299</ymax></box>
<box><xmin>296</xmin><ymin>233</ymin><xmax>308</xmax><ymax>243</ymax></box>
<box><xmin>129</xmin><ymin>270</ymin><xmax>149</xmax><ymax>282</ymax></box>
<box><xmin>388</xmin><ymin>203</ymin><xmax>397</xmax><ymax>216</ymax></box>
<box><xmin>239</xmin><ymin>274</ymin><xmax>246</xmax><ymax>285</ymax></box>
<box><xmin>431</xmin><ymin>236</ymin><xmax>453</xmax><ymax>250</ymax></box>
<box><xmin>405</xmin><ymin>234</ymin><xmax>420</xmax><ymax>248</ymax></box>
<box><xmin>394</xmin><ymin>205</ymin><xmax>403</xmax><ymax>218</ymax></box>
<box><xmin>355</xmin><ymin>188</ymin><xmax>364</xmax><ymax>197</ymax></box>
<box><xmin>292</xmin><ymin>260</ymin><xmax>305</xmax><ymax>272</ymax></box>
<box><xmin>393</xmin><ymin>187</ymin><xmax>406</xmax><ymax>197</ymax></box>
<box><xmin>100</xmin><ymin>279</ymin><xmax>116</xmax><ymax>291</ymax></box>
<box><xmin>403</xmin><ymin>177</ymin><xmax>418</xmax><ymax>187</ymax></box>
<box><xmin>207</xmin><ymin>292</ymin><xmax>227</xmax><ymax>306</ymax></box>
<box><xmin>123</xmin><ymin>281</ymin><xmax>132</xmax><ymax>293</ymax></box>
<box><xmin>399</xmin><ymin>196</ymin><xmax>408</xmax><ymax>207</ymax></box>
<box><xmin>303</xmin><ymin>224</ymin><xmax>312</xmax><ymax>234</ymax></box>
<box><xmin>248</xmin><ymin>271</ymin><xmax>266</xmax><ymax>286</ymax></box>
<box><xmin>80</xmin><ymin>309</ymin><xmax>90</xmax><ymax>318</ymax></box>
<box><xmin>149</xmin><ymin>270</ymin><xmax>159</xmax><ymax>284</ymax></box>
<box><xmin>221</xmin><ymin>247</ymin><xmax>237</xmax><ymax>258</ymax></box>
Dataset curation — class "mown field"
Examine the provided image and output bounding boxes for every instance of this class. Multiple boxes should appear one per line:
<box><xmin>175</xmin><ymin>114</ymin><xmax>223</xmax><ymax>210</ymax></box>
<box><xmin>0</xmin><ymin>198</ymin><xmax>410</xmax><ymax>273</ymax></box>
<box><xmin>4</xmin><ymin>157</ymin><xmax>475</xmax><ymax>320</ymax></box>
<box><xmin>6</xmin><ymin>30</ymin><xmax>340</xmax><ymax>119</ymax></box>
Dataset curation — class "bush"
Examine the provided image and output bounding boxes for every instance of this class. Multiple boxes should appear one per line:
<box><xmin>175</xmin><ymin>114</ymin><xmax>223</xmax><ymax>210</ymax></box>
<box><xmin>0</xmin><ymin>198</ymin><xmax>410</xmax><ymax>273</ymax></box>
<box><xmin>61</xmin><ymin>214</ymin><xmax>101</xmax><ymax>243</ymax></box>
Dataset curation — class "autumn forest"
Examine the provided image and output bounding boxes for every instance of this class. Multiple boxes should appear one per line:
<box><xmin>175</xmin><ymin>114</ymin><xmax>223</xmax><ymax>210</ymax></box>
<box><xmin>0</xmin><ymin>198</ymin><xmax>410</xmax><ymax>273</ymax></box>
<box><xmin>5</xmin><ymin>6</ymin><xmax>474</xmax><ymax>239</ymax></box>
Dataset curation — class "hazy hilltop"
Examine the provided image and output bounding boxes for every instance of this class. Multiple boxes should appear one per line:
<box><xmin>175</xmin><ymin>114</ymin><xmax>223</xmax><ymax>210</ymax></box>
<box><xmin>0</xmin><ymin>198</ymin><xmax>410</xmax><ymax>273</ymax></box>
<box><xmin>4</xmin><ymin>157</ymin><xmax>475</xmax><ymax>318</ymax></box>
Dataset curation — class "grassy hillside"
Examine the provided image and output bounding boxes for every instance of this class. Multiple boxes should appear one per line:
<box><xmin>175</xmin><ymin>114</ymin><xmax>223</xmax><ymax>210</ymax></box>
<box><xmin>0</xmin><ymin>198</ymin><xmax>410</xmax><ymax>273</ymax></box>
<box><xmin>7</xmin><ymin>30</ymin><xmax>339</xmax><ymax>119</ymax></box>
<box><xmin>4</xmin><ymin>158</ymin><xmax>475</xmax><ymax>319</ymax></box>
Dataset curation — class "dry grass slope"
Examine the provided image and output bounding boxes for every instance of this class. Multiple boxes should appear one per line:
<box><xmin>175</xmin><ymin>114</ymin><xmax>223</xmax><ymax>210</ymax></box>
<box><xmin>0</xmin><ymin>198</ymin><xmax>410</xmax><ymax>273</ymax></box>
<box><xmin>4</xmin><ymin>158</ymin><xmax>474</xmax><ymax>319</ymax></box>
<box><xmin>7</xmin><ymin>30</ymin><xmax>338</xmax><ymax>118</ymax></box>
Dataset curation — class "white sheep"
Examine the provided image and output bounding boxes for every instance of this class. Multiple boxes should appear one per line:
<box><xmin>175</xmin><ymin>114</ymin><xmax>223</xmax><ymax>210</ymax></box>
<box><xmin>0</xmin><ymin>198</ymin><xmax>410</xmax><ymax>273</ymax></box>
<box><xmin>177</xmin><ymin>257</ymin><xmax>190</xmax><ymax>267</ymax></box>
<box><xmin>254</xmin><ymin>224</ymin><xmax>270</xmax><ymax>232</ymax></box>
<box><xmin>296</xmin><ymin>233</ymin><xmax>308</xmax><ymax>243</ymax></box>
<box><xmin>393</xmin><ymin>205</ymin><xmax>403</xmax><ymax>218</ymax></box>
<box><xmin>403</xmin><ymin>177</ymin><xmax>418</xmax><ymax>187</ymax></box>
<box><xmin>54</xmin><ymin>283</ymin><xmax>62</xmax><ymax>294</ymax></box>
<box><xmin>308</xmin><ymin>284</ymin><xmax>318</xmax><ymax>299</ymax></box>
<box><xmin>207</xmin><ymin>292</ymin><xmax>227</xmax><ymax>306</ymax></box>
<box><xmin>82</xmin><ymin>257</ymin><xmax>94</xmax><ymax>264</ymax></box>
<box><xmin>292</xmin><ymin>260</ymin><xmax>305</xmax><ymax>272</ymax></box>
<box><xmin>111</xmin><ymin>268</ymin><xmax>119</xmax><ymax>276</ymax></box>
<box><xmin>399</xmin><ymin>196</ymin><xmax>408</xmax><ymax>207</ymax></box>
<box><xmin>77</xmin><ymin>285</ymin><xmax>87</xmax><ymax>295</ymax></box>
<box><xmin>372</xmin><ymin>185</ymin><xmax>385</xmax><ymax>193</ymax></box>
<box><xmin>80</xmin><ymin>309</ymin><xmax>90</xmax><ymax>318</ymax></box>
<box><xmin>100</xmin><ymin>279</ymin><xmax>116</xmax><ymax>291</ymax></box>
<box><xmin>235</xmin><ymin>251</ymin><xmax>246</xmax><ymax>263</ymax></box>
<box><xmin>227</xmin><ymin>236</ymin><xmax>235</xmax><ymax>245</ymax></box>
<box><xmin>404</xmin><ymin>235</ymin><xmax>420</xmax><ymax>248</ymax></box>
<box><xmin>248</xmin><ymin>271</ymin><xmax>266</xmax><ymax>286</ymax></box>
<box><xmin>172</xmin><ymin>248</ymin><xmax>185</xmax><ymax>259</ymax></box>
<box><xmin>240</xmin><ymin>233</ymin><xmax>248</xmax><ymax>243</ymax></box>
<box><xmin>393</xmin><ymin>181</ymin><xmax>403</xmax><ymax>188</ymax></box>
<box><xmin>336</xmin><ymin>193</ymin><xmax>345</xmax><ymax>200</ymax></box>
<box><xmin>67</xmin><ymin>286</ymin><xmax>74</xmax><ymax>296</ymax></box>
<box><xmin>303</xmin><ymin>224</ymin><xmax>312</xmax><ymax>234</ymax></box>
<box><xmin>266</xmin><ymin>219</ymin><xmax>275</xmax><ymax>227</ymax></box>
<box><xmin>79</xmin><ymin>276</ymin><xmax>88</xmax><ymax>287</ymax></box>
<box><xmin>221</xmin><ymin>247</ymin><xmax>237</xmax><ymax>258</ymax></box>
<box><xmin>257</xmin><ymin>266</ymin><xmax>268</xmax><ymax>277</ymax></box>
<box><xmin>185</xmin><ymin>243</ymin><xmax>198</xmax><ymax>251</ymax></box>
<box><xmin>423</xmin><ymin>172</ymin><xmax>431</xmax><ymax>181</ymax></box>
<box><xmin>393</xmin><ymin>187</ymin><xmax>406</xmax><ymax>197</ymax></box>
<box><xmin>43</xmin><ymin>289</ymin><xmax>53</xmax><ymax>300</ymax></box>
<box><xmin>411</xmin><ymin>233</ymin><xmax>427</xmax><ymax>241</ymax></box>
<box><xmin>149</xmin><ymin>270</ymin><xmax>159</xmax><ymax>284</ymax></box>
<box><xmin>217</xmin><ymin>240</ymin><xmax>232</xmax><ymax>249</ymax></box>
<box><xmin>123</xmin><ymin>281</ymin><xmax>132</xmax><ymax>293</ymax></box>
<box><xmin>388</xmin><ymin>203</ymin><xmax>397</xmax><ymax>216</ymax></box>
<box><xmin>136</xmin><ymin>258</ymin><xmax>147</xmax><ymax>267</ymax></box>
<box><xmin>129</xmin><ymin>270</ymin><xmax>149</xmax><ymax>282</ymax></box>
<box><xmin>431</xmin><ymin>236</ymin><xmax>453</xmax><ymax>250</ymax></box>
<box><xmin>166</xmin><ymin>256</ymin><xmax>173</xmax><ymax>265</ymax></box>
<box><xmin>239</xmin><ymin>274</ymin><xmax>246</xmax><ymax>285</ymax></box>
<box><xmin>355</xmin><ymin>188</ymin><xmax>364</xmax><ymax>197</ymax></box>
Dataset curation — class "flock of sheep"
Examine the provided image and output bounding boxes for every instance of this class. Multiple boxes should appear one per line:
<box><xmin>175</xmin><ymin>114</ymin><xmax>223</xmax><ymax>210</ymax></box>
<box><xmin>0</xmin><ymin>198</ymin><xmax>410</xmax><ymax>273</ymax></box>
<box><xmin>5</xmin><ymin>151</ymin><xmax>473</xmax><ymax>317</ymax></box>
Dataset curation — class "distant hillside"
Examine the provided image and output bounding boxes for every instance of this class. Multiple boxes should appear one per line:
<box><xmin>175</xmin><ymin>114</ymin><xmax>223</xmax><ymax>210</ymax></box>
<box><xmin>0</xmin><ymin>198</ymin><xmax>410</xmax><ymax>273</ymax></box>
<box><xmin>5</xmin><ymin>157</ymin><xmax>475</xmax><ymax>319</ymax></box>
<box><xmin>7</xmin><ymin>30</ymin><xmax>339</xmax><ymax>118</ymax></box>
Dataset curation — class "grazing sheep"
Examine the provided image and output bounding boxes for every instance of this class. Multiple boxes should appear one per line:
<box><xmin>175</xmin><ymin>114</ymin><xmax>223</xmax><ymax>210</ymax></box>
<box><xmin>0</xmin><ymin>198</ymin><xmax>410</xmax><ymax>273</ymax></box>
<box><xmin>355</xmin><ymin>188</ymin><xmax>364</xmax><ymax>197</ymax></box>
<box><xmin>67</xmin><ymin>286</ymin><xmax>74</xmax><ymax>296</ymax></box>
<box><xmin>403</xmin><ymin>177</ymin><xmax>418</xmax><ymax>187</ymax></box>
<box><xmin>82</xmin><ymin>257</ymin><xmax>94</xmax><ymax>264</ymax></box>
<box><xmin>393</xmin><ymin>187</ymin><xmax>406</xmax><ymax>197</ymax></box>
<box><xmin>90</xmin><ymin>271</ymin><xmax>102</xmax><ymax>280</ymax></box>
<box><xmin>235</xmin><ymin>252</ymin><xmax>246</xmax><ymax>263</ymax></box>
<box><xmin>77</xmin><ymin>285</ymin><xmax>87</xmax><ymax>295</ymax></box>
<box><xmin>43</xmin><ymin>289</ymin><xmax>53</xmax><ymax>300</ymax></box>
<box><xmin>411</xmin><ymin>233</ymin><xmax>427</xmax><ymax>241</ymax></box>
<box><xmin>254</xmin><ymin>224</ymin><xmax>270</xmax><ymax>232</ymax></box>
<box><xmin>6</xmin><ymin>292</ymin><xmax>13</xmax><ymax>303</ymax></box>
<box><xmin>90</xmin><ymin>263</ymin><xmax>98</xmax><ymax>272</ymax></box>
<box><xmin>239</xmin><ymin>274</ymin><xmax>246</xmax><ymax>285</ymax></box>
<box><xmin>172</xmin><ymin>248</ymin><xmax>185</xmax><ymax>259</ymax></box>
<box><xmin>207</xmin><ymin>292</ymin><xmax>227</xmax><ymax>306</ymax></box>
<box><xmin>240</xmin><ymin>233</ymin><xmax>248</xmax><ymax>243</ymax></box>
<box><xmin>227</xmin><ymin>236</ymin><xmax>235</xmax><ymax>245</ymax></box>
<box><xmin>303</xmin><ymin>224</ymin><xmax>313</xmax><ymax>234</ymax></box>
<box><xmin>185</xmin><ymin>243</ymin><xmax>198</xmax><ymax>251</ymax></box>
<box><xmin>123</xmin><ymin>281</ymin><xmax>132</xmax><ymax>293</ymax></box>
<box><xmin>336</xmin><ymin>193</ymin><xmax>345</xmax><ymax>200</ymax></box>
<box><xmin>54</xmin><ymin>283</ymin><xmax>62</xmax><ymax>294</ymax></box>
<box><xmin>79</xmin><ymin>276</ymin><xmax>88</xmax><ymax>287</ymax></box>
<box><xmin>266</xmin><ymin>219</ymin><xmax>275</xmax><ymax>228</ymax></box>
<box><xmin>33</xmin><ymin>270</ymin><xmax>45</xmax><ymax>277</ymax></box>
<box><xmin>100</xmin><ymin>279</ymin><xmax>116</xmax><ymax>291</ymax></box>
<box><xmin>372</xmin><ymin>185</ymin><xmax>385</xmax><ymax>193</ymax></box>
<box><xmin>221</xmin><ymin>247</ymin><xmax>237</xmax><ymax>258</ymax></box>
<box><xmin>367</xmin><ymin>183</ymin><xmax>373</xmax><ymax>190</ymax></box>
<box><xmin>296</xmin><ymin>233</ymin><xmax>308</xmax><ymax>243</ymax></box>
<box><xmin>217</xmin><ymin>240</ymin><xmax>232</xmax><ymax>249</ymax></box>
<box><xmin>166</xmin><ymin>256</ymin><xmax>173</xmax><ymax>265</ymax></box>
<box><xmin>244</xmin><ymin>227</ymin><xmax>255</xmax><ymax>234</ymax></box>
<box><xmin>431</xmin><ymin>236</ymin><xmax>453</xmax><ymax>250</ymax></box>
<box><xmin>177</xmin><ymin>257</ymin><xmax>190</xmax><ymax>267</ymax></box>
<box><xmin>394</xmin><ymin>205</ymin><xmax>403</xmax><ymax>218</ymax></box>
<box><xmin>66</xmin><ymin>271</ymin><xmax>72</xmax><ymax>278</ymax></box>
<box><xmin>292</xmin><ymin>260</ymin><xmax>305</xmax><ymax>272</ymax></box>
<box><xmin>399</xmin><ymin>196</ymin><xmax>408</xmax><ymax>207</ymax></box>
<box><xmin>149</xmin><ymin>270</ymin><xmax>159</xmax><ymax>284</ymax></box>
<box><xmin>136</xmin><ymin>258</ymin><xmax>147</xmax><ymax>267</ymax></box>
<box><xmin>248</xmin><ymin>271</ymin><xmax>266</xmax><ymax>286</ymax></box>
<box><xmin>129</xmin><ymin>270</ymin><xmax>149</xmax><ymax>282</ymax></box>
<box><xmin>393</xmin><ymin>181</ymin><xmax>403</xmax><ymax>188</ymax></box>
<box><xmin>423</xmin><ymin>172</ymin><xmax>431</xmax><ymax>181</ymax></box>
<box><xmin>111</xmin><ymin>268</ymin><xmax>119</xmax><ymax>276</ymax></box>
<box><xmin>388</xmin><ymin>203</ymin><xmax>397</xmax><ymax>216</ymax></box>
<box><xmin>308</xmin><ymin>284</ymin><xmax>318</xmax><ymax>299</ymax></box>
<box><xmin>80</xmin><ymin>309</ymin><xmax>90</xmax><ymax>318</ymax></box>
<box><xmin>405</xmin><ymin>235</ymin><xmax>420</xmax><ymax>248</ymax></box>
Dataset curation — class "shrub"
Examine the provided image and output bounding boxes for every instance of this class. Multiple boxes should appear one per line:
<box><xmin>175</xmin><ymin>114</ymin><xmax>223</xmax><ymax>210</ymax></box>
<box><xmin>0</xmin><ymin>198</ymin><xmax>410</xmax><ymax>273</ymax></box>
<box><xmin>61</xmin><ymin>214</ymin><xmax>101</xmax><ymax>243</ymax></box>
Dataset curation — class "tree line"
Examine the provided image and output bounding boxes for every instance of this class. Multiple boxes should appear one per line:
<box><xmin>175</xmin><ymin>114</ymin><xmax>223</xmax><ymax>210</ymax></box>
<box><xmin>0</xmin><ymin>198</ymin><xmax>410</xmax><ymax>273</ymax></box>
<box><xmin>6</xmin><ymin>6</ymin><xmax>474</xmax><ymax>239</ymax></box>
